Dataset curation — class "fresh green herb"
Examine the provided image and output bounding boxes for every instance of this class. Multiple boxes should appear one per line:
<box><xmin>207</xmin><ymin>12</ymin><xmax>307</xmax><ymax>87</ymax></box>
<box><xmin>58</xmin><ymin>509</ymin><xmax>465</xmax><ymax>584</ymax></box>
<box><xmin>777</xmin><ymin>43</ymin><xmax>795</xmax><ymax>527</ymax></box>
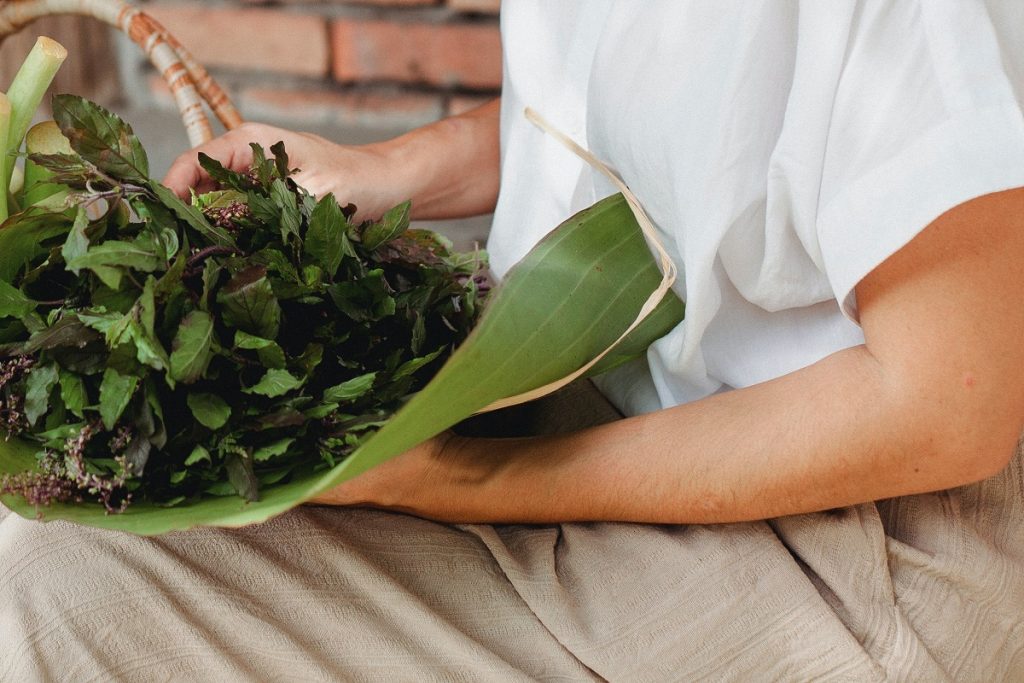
<box><xmin>0</xmin><ymin>95</ymin><xmax>487</xmax><ymax>512</ymax></box>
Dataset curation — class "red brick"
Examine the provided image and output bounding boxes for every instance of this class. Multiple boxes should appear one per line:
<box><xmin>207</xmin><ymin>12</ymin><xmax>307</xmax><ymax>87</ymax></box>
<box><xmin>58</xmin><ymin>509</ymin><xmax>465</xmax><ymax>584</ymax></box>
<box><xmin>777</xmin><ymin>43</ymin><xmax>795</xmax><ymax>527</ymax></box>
<box><xmin>147</xmin><ymin>4</ymin><xmax>329</xmax><ymax>77</ymax></box>
<box><xmin>331</xmin><ymin>19</ymin><xmax>502</xmax><ymax>90</ymax></box>
<box><xmin>331</xmin><ymin>0</ymin><xmax>440</xmax><ymax>5</ymax></box>
<box><xmin>240</xmin><ymin>87</ymin><xmax>444</xmax><ymax>130</ymax></box>
<box><xmin>448</xmin><ymin>0</ymin><xmax>500</xmax><ymax>14</ymax></box>
<box><xmin>447</xmin><ymin>94</ymin><xmax>495</xmax><ymax>116</ymax></box>
<box><xmin>244</xmin><ymin>0</ymin><xmax>437</xmax><ymax>4</ymax></box>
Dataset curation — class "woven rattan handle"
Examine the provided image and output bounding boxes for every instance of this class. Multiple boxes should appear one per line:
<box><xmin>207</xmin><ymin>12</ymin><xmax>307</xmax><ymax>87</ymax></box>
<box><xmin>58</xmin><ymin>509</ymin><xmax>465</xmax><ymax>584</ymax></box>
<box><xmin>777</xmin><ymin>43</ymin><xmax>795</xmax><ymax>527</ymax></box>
<box><xmin>0</xmin><ymin>0</ymin><xmax>243</xmax><ymax>146</ymax></box>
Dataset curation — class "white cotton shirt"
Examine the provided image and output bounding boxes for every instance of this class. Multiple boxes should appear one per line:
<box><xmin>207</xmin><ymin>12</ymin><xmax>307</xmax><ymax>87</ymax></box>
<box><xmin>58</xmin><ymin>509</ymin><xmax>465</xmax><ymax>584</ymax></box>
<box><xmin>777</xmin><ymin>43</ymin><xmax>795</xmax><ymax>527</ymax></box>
<box><xmin>487</xmin><ymin>0</ymin><xmax>1024</xmax><ymax>416</ymax></box>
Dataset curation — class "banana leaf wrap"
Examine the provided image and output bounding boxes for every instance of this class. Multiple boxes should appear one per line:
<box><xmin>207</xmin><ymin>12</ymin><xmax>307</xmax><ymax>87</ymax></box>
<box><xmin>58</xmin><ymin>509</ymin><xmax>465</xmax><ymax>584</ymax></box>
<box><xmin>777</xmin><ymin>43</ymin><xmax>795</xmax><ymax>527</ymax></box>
<box><xmin>0</xmin><ymin>96</ymin><xmax>685</xmax><ymax>535</ymax></box>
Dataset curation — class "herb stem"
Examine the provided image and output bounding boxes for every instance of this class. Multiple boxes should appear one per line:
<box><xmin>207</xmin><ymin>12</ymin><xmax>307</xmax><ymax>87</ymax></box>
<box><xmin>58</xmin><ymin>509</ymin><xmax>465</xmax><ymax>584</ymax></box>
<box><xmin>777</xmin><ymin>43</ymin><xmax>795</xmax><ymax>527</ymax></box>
<box><xmin>187</xmin><ymin>245</ymin><xmax>241</xmax><ymax>269</ymax></box>
<box><xmin>0</xmin><ymin>94</ymin><xmax>11</xmax><ymax>223</ymax></box>
<box><xmin>124</xmin><ymin>271</ymin><xmax>144</xmax><ymax>291</ymax></box>
<box><xmin>5</xmin><ymin>37</ymin><xmax>67</xmax><ymax>203</ymax></box>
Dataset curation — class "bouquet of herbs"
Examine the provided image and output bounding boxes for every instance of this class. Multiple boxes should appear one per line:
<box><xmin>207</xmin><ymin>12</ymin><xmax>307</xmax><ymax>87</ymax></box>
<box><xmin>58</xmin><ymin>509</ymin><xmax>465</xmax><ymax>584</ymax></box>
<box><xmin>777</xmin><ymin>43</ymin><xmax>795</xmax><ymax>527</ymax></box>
<box><xmin>0</xmin><ymin>94</ymin><xmax>487</xmax><ymax>512</ymax></box>
<box><xmin>0</xmin><ymin>38</ymin><xmax>685</xmax><ymax>535</ymax></box>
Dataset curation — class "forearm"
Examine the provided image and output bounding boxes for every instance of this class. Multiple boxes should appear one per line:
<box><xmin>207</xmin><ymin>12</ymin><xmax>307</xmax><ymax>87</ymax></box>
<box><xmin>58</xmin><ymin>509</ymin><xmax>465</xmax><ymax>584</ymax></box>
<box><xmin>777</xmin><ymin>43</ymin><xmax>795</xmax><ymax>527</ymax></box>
<box><xmin>385</xmin><ymin>344</ymin><xmax>1006</xmax><ymax>524</ymax></box>
<box><xmin>316</xmin><ymin>177</ymin><xmax>1024</xmax><ymax>525</ymax></box>
<box><xmin>375</xmin><ymin>99</ymin><xmax>501</xmax><ymax>221</ymax></box>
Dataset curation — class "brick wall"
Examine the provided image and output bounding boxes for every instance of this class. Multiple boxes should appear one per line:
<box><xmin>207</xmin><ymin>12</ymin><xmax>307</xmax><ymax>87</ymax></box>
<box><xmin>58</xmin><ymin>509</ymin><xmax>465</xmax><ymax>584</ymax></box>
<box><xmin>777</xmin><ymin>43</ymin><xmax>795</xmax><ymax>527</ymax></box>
<box><xmin>122</xmin><ymin>0</ymin><xmax>502</xmax><ymax>139</ymax></box>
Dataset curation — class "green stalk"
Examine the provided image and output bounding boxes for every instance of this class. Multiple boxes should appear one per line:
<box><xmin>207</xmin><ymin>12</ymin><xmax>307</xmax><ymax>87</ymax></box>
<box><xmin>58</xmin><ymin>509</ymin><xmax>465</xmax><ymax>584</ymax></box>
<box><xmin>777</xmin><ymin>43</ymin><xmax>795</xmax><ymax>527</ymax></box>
<box><xmin>4</xmin><ymin>36</ymin><xmax>67</xmax><ymax>205</ymax></box>
<box><xmin>23</xmin><ymin>120</ymin><xmax>72</xmax><ymax>206</ymax></box>
<box><xmin>0</xmin><ymin>93</ymin><xmax>11</xmax><ymax>223</ymax></box>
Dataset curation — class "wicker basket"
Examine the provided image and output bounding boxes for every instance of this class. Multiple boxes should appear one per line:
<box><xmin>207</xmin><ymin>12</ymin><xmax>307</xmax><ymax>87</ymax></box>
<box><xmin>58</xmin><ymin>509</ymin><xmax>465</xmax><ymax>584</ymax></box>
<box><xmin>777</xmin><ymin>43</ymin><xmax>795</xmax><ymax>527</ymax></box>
<box><xmin>0</xmin><ymin>0</ymin><xmax>241</xmax><ymax>146</ymax></box>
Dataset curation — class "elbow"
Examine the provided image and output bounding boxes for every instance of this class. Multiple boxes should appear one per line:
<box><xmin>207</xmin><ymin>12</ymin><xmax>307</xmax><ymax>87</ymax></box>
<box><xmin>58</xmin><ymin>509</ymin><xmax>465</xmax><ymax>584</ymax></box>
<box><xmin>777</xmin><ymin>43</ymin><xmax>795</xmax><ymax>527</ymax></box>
<box><xmin>907</xmin><ymin>394</ymin><xmax>1022</xmax><ymax>489</ymax></box>
<box><xmin>958</xmin><ymin>428</ymin><xmax>1021</xmax><ymax>482</ymax></box>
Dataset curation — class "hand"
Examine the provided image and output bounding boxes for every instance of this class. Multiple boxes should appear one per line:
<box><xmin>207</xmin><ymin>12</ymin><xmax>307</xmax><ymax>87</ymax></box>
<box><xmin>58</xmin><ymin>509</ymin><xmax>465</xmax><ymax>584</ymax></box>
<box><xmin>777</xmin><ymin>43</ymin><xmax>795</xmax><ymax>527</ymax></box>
<box><xmin>163</xmin><ymin>100</ymin><xmax>502</xmax><ymax>223</ymax></box>
<box><xmin>163</xmin><ymin>122</ymin><xmax>413</xmax><ymax>221</ymax></box>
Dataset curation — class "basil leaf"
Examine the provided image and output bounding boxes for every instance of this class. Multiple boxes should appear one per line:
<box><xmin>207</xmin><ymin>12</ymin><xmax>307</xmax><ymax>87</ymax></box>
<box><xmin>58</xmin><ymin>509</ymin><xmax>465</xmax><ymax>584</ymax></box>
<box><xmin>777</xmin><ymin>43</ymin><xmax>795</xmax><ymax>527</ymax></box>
<box><xmin>197</xmin><ymin>154</ymin><xmax>255</xmax><ymax>193</ymax></box>
<box><xmin>322</xmin><ymin>372</ymin><xmax>376</xmax><ymax>403</ymax></box>
<box><xmin>224</xmin><ymin>451</ymin><xmax>260</xmax><ymax>502</ymax></box>
<box><xmin>244</xmin><ymin>369</ymin><xmax>304</xmax><ymax>398</ymax></box>
<box><xmin>0</xmin><ymin>279</ymin><xmax>35</xmax><ymax>319</ymax></box>
<box><xmin>58</xmin><ymin>370</ymin><xmax>88</xmax><ymax>419</ymax></box>
<box><xmin>187</xmin><ymin>392</ymin><xmax>231</xmax><ymax>430</ymax></box>
<box><xmin>362</xmin><ymin>200</ymin><xmax>410</xmax><ymax>250</ymax></box>
<box><xmin>185</xmin><ymin>445</ymin><xmax>212</xmax><ymax>466</ymax></box>
<box><xmin>392</xmin><ymin>347</ymin><xmax>444</xmax><ymax>381</ymax></box>
<box><xmin>270</xmin><ymin>140</ymin><xmax>290</xmax><ymax>179</ymax></box>
<box><xmin>233</xmin><ymin>330</ymin><xmax>286</xmax><ymax>370</ymax></box>
<box><xmin>66</xmin><ymin>234</ymin><xmax>164</xmax><ymax>275</ymax></box>
<box><xmin>99</xmin><ymin>367</ymin><xmax>139</xmax><ymax>430</ymax></box>
<box><xmin>327</xmin><ymin>269</ymin><xmax>395</xmax><ymax>322</ymax></box>
<box><xmin>52</xmin><ymin>94</ymin><xmax>149</xmax><ymax>181</ymax></box>
<box><xmin>170</xmin><ymin>310</ymin><xmax>215</xmax><ymax>384</ymax></box>
<box><xmin>0</xmin><ymin>208</ymin><xmax>73</xmax><ymax>282</ymax></box>
<box><xmin>270</xmin><ymin>178</ymin><xmax>301</xmax><ymax>242</ymax></box>
<box><xmin>217</xmin><ymin>266</ymin><xmax>282</xmax><ymax>339</ymax></box>
<box><xmin>61</xmin><ymin>206</ymin><xmax>90</xmax><ymax>273</ymax></box>
<box><xmin>147</xmin><ymin>181</ymin><xmax>236</xmax><ymax>249</ymax></box>
<box><xmin>253</xmin><ymin>438</ymin><xmax>295</xmax><ymax>462</ymax></box>
<box><xmin>24</xmin><ymin>363</ymin><xmax>59</xmax><ymax>426</ymax></box>
<box><xmin>27</xmin><ymin>152</ymin><xmax>105</xmax><ymax>190</ymax></box>
<box><xmin>304</xmin><ymin>193</ymin><xmax>350</xmax><ymax>277</ymax></box>
<box><xmin>23</xmin><ymin>316</ymin><xmax>101</xmax><ymax>354</ymax></box>
<box><xmin>124</xmin><ymin>435</ymin><xmax>152</xmax><ymax>477</ymax></box>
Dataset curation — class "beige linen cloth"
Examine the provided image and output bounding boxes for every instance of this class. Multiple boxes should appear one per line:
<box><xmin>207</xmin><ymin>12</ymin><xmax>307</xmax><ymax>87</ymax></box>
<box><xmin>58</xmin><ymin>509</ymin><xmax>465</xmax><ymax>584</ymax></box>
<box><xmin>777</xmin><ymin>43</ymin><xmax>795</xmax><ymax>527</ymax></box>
<box><xmin>1</xmin><ymin>380</ymin><xmax>1022</xmax><ymax>682</ymax></box>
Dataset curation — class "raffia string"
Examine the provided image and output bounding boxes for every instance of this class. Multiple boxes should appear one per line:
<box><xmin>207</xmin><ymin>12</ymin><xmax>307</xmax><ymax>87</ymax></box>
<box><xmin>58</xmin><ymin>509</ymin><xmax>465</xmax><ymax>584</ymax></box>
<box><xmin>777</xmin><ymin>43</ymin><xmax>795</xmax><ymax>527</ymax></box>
<box><xmin>480</xmin><ymin>108</ymin><xmax>678</xmax><ymax>412</ymax></box>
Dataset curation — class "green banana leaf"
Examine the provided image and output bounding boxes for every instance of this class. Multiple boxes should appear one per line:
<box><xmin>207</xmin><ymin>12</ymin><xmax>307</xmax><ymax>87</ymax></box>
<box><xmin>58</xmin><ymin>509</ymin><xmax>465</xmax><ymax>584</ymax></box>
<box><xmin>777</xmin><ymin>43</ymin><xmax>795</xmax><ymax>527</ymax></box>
<box><xmin>0</xmin><ymin>193</ymin><xmax>685</xmax><ymax>534</ymax></box>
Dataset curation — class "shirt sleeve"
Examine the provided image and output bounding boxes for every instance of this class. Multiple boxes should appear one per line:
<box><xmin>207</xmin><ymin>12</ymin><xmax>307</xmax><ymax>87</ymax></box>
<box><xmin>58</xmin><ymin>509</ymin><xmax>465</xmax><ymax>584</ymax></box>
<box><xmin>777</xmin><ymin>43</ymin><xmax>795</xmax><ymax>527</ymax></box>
<box><xmin>815</xmin><ymin>0</ymin><xmax>1024</xmax><ymax>320</ymax></box>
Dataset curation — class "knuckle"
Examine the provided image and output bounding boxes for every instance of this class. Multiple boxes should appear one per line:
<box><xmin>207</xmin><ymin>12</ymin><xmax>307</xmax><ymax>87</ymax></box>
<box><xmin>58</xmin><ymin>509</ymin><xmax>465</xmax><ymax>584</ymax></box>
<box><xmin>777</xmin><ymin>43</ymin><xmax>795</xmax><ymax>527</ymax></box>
<box><xmin>235</xmin><ymin>122</ymin><xmax>265</xmax><ymax>137</ymax></box>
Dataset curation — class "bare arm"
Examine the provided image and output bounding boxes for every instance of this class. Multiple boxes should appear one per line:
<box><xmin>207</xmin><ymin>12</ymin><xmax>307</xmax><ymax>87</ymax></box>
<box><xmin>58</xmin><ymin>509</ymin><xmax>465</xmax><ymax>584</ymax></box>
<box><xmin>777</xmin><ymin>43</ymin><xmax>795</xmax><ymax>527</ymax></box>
<box><xmin>164</xmin><ymin>99</ymin><xmax>501</xmax><ymax>222</ymax></box>
<box><xmin>315</xmin><ymin>188</ymin><xmax>1024</xmax><ymax>524</ymax></box>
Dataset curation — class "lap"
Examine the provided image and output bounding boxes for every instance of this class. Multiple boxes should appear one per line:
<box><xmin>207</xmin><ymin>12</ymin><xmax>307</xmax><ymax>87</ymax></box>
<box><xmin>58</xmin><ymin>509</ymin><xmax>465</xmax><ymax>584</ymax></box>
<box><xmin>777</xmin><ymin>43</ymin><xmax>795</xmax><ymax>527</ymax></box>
<box><xmin>0</xmin><ymin>507</ymin><xmax>591</xmax><ymax>682</ymax></box>
<box><xmin>1</xmin><ymin>384</ymin><xmax>1022</xmax><ymax>681</ymax></box>
<box><xmin>0</xmin><ymin>506</ymin><xmax>880</xmax><ymax>682</ymax></box>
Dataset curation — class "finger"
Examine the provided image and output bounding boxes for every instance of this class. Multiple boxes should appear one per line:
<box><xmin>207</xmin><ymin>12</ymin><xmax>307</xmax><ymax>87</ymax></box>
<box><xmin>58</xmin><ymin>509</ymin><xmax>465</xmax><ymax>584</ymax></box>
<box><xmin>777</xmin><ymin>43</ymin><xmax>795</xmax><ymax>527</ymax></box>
<box><xmin>162</xmin><ymin>150</ymin><xmax>203</xmax><ymax>197</ymax></box>
<box><xmin>162</xmin><ymin>131</ymin><xmax>256</xmax><ymax>197</ymax></box>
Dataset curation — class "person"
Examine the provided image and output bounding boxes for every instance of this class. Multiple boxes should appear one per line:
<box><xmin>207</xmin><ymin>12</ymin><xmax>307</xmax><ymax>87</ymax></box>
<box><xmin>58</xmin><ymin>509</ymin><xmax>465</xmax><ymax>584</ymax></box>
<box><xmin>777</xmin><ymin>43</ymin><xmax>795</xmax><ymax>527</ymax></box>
<box><xmin>1</xmin><ymin>1</ymin><xmax>1022</xmax><ymax>680</ymax></box>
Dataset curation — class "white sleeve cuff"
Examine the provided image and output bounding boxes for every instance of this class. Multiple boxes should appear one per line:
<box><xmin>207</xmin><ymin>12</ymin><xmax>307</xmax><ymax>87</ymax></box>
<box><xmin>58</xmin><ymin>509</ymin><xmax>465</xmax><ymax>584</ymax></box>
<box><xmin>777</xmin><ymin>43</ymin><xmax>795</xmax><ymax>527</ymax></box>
<box><xmin>817</xmin><ymin>103</ymin><xmax>1024</xmax><ymax>321</ymax></box>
